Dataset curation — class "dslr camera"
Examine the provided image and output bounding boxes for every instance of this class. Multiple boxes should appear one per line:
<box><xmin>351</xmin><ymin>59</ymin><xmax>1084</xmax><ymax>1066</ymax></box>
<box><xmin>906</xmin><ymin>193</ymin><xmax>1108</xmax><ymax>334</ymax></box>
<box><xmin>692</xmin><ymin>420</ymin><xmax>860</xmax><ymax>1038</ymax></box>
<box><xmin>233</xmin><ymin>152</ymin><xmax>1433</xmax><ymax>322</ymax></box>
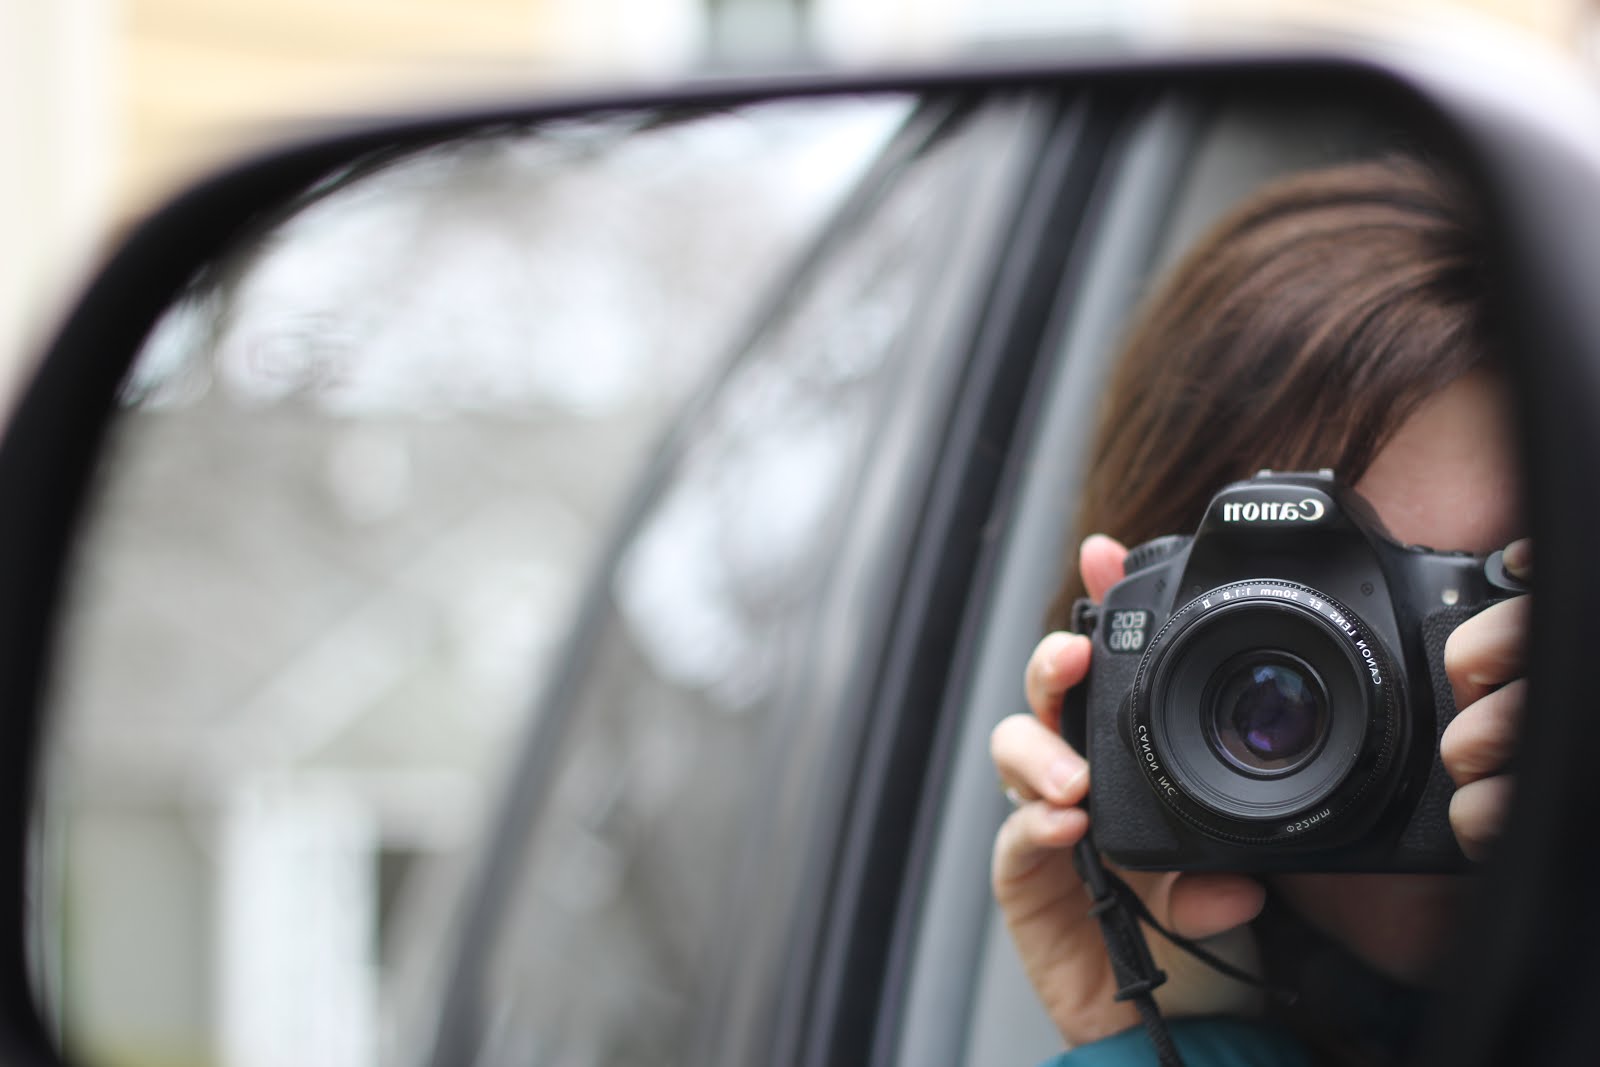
<box><xmin>1065</xmin><ymin>470</ymin><xmax>1524</xmax><ymax>873</ymax></box>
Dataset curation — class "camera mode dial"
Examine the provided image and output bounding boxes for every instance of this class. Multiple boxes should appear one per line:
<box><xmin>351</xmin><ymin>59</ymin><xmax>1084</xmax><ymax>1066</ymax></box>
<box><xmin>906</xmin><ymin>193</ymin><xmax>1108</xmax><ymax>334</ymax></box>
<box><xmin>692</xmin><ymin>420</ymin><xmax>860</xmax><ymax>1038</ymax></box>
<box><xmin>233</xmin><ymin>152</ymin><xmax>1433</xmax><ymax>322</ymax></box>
<box><xmin>1122</xmin><ymin>535</ymin><xmax>1189</xmax><ymax>576</ymax></box>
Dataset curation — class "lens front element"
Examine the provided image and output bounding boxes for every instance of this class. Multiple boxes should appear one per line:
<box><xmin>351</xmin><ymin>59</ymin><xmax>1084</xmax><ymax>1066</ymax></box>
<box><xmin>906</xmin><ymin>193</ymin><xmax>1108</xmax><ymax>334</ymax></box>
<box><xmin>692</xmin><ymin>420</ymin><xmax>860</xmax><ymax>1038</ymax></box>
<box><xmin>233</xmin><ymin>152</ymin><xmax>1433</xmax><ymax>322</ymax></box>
<box><xmin>1208</xmin><ymin>653</ymin><xmax>1328</xmax><ymax>774</ymax></box>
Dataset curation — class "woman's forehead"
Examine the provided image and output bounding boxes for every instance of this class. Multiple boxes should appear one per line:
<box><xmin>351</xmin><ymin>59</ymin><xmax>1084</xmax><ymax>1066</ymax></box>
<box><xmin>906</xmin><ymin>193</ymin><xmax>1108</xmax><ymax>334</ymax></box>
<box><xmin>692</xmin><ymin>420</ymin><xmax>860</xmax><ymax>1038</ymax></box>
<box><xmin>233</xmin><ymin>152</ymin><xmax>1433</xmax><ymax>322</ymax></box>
<box><xmin>1354</xmin><ymin>368</ymin><xmax>1523</xmax><ymax>555</ymax></box>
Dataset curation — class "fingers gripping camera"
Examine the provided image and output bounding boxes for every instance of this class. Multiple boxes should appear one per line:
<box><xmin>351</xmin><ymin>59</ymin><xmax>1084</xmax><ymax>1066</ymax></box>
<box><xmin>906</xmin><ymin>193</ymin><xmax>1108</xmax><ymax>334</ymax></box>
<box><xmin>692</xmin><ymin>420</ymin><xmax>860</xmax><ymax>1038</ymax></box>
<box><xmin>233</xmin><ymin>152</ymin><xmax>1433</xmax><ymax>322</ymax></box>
<box><xmin>1063</xmin><ymin>471</ymin><xmax>1524</xmax><ymax>873</ymax></box>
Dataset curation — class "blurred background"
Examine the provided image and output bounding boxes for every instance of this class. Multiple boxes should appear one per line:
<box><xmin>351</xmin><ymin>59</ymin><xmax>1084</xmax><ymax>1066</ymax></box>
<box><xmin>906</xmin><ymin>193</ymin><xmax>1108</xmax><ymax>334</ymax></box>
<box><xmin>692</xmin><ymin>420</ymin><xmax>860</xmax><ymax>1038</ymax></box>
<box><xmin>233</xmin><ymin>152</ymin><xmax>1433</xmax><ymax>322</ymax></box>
<box><xmin>7</xmin><ymin>4</ymin><xmax>1600</xmax><ymax>1067</ymax></box>
<box><xmin>4</xmin><ymin>0</ymin><xmax>1599</xmax><ymax>409</ymax></box>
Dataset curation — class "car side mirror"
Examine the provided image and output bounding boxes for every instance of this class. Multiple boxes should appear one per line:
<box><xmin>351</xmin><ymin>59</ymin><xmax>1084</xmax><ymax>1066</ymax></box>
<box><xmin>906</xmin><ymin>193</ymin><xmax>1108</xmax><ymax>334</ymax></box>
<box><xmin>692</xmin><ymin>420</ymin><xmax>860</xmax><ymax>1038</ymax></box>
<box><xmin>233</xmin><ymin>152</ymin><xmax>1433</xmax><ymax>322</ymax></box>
<box><xmin>3</xmin><ymin>50</ymin><xmax>1600</xmax><ymax>1067</ymax></box>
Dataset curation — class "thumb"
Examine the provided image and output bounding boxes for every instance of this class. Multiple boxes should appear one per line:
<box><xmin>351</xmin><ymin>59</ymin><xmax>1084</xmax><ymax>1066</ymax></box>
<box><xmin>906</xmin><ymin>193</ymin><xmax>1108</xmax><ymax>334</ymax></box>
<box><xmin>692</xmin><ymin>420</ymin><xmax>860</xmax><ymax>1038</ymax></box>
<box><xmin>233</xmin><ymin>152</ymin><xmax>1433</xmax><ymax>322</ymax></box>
<box><xmin>1080</xmin><ymin>534</ymin><xmax>1130</xmax><ymax>603</ymax></box>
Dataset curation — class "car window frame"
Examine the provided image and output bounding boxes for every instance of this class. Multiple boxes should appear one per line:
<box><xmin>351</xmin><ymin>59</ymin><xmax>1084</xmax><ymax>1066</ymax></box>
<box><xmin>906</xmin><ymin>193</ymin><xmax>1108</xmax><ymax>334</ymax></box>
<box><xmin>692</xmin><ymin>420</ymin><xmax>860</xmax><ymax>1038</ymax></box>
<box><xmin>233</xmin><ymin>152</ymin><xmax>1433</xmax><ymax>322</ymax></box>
<box><xmin>786</xmin><ymin>87</ymin><xmax>1148</xmax><ymax>1067</ymax></box>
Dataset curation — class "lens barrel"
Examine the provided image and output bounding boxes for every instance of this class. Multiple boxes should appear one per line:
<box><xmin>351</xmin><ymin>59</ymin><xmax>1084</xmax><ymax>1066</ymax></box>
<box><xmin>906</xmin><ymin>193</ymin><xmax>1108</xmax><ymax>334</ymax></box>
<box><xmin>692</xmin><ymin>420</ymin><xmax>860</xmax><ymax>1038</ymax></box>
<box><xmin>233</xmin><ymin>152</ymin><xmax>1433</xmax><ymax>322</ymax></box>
<box><xmin>1127</xmin><ymin>580</ymin><xmax>1401</xmax><ymax>846</ymax></box>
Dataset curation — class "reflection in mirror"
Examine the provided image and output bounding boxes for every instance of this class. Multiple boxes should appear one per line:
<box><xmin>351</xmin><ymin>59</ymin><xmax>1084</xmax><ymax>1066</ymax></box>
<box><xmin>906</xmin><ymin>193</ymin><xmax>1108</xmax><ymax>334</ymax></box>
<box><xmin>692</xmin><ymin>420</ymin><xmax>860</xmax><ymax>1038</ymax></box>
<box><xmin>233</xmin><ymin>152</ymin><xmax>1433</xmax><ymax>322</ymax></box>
<box><xmin>33</xmin><ymin>94</ymin><xmax>911</xmax><ymax>1067</ymax></box>
<box><xmin>950</xmin><ymin>122</ymin><xmax>1528</xmax><ymax>1066</ymax></box>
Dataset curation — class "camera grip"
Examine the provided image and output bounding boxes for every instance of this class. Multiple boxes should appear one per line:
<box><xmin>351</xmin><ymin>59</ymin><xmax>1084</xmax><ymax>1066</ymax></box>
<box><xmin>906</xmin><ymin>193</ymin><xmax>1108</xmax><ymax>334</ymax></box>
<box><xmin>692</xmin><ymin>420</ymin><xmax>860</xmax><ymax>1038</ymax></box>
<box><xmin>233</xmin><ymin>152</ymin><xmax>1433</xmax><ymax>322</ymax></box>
<box><xmin>1395</xmin><ymin>605</ymin><xmax>1483</xmax><ymax>863</ymax></box>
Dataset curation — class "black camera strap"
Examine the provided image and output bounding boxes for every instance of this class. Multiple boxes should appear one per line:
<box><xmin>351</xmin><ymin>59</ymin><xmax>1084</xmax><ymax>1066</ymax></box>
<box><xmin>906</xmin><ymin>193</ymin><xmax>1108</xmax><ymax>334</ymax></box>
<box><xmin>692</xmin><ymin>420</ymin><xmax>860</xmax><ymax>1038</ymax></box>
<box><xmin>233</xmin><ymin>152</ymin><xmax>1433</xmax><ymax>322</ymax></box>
<box><xmin>1072</xmin><ymin>840</ymin><xmax>1184</xmax><ymax>1066</ymax></box>
<box><xmin>1072</xmin><ymin>841</ymin><xmax>1301</xmax><ymax>1066</ymax></box>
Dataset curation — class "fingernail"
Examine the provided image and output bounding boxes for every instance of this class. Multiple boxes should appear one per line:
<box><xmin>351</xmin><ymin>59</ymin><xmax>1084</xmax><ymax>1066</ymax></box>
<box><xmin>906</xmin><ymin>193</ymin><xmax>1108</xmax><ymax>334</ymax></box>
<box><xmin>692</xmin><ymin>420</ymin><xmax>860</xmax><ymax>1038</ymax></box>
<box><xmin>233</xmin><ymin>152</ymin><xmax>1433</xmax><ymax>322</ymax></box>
<box><xmin>1503</xmin><ymin>538</ymin><xmax>1532</xmax><ymax>579</ymax></box>
<box><xmin>1039</xmin><ymin>632</ymin><xmax>1071</xmax><ymax>677</ymax></box>
<box><xmin>1038</xmin><ymin>632</ymin><xmax>1081</xmax><ymax>683</ymax></box>
<box><xmin>1046</xmin><ymin>758</ymin><xmax>1087</xmax><ymax>802</ymax></box>
<box><xmin>1057</xmin><ymin>633</ymin><xmax>1090</xmax><ymax>671</ymax></box>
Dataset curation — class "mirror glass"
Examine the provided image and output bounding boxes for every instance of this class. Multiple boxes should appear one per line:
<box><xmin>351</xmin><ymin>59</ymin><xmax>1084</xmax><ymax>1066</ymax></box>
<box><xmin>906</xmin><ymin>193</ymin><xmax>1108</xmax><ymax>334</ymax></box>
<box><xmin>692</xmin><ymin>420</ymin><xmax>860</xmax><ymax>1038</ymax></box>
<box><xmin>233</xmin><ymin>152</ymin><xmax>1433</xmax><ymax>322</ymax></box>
<box><xmin>32</xmin><ymin>93</ymin><xmax>913</xmax><ymax>1067</ymax></box>
<box><xmin>27</xmin><ymin>75</ymin><xmax>1536</xmax><ymax>1067</ymax></box>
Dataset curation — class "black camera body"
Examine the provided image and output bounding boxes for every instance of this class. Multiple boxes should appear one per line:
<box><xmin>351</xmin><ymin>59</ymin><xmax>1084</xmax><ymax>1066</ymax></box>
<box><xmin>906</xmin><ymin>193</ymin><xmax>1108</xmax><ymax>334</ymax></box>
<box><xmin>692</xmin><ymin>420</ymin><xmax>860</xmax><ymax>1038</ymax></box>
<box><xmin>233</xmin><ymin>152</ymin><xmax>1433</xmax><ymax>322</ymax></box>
<box><xmin>1066</xmin><ymin>470</ymin><xmax>1523</xmax><ymax>873</ymax></box>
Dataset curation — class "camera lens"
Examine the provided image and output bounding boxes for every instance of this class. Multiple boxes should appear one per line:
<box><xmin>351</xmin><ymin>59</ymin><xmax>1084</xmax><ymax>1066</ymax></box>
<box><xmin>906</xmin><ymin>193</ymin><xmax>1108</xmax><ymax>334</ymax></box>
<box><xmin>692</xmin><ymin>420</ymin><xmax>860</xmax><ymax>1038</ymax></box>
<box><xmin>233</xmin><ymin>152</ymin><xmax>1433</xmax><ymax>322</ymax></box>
<box><xmin>1208</xmin><ymin>654</ymin><xmax>1328</xmax><ymax>774</ymax></box>
<box><xmin>1128</xmin><ymin>579</ymin><xmax>1402</xmax><ymax>842</ymax></box>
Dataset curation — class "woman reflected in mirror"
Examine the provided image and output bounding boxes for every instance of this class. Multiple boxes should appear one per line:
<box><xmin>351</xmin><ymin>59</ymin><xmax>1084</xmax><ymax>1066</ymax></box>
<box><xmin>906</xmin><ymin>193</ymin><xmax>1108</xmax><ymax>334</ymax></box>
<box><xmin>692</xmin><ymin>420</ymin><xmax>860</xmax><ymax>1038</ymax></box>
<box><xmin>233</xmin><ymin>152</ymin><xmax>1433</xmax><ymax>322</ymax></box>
<box><xmin>989</xmin><ymin>157</ymin><xmax>1527</xmax><ymax>1067</ymax></box>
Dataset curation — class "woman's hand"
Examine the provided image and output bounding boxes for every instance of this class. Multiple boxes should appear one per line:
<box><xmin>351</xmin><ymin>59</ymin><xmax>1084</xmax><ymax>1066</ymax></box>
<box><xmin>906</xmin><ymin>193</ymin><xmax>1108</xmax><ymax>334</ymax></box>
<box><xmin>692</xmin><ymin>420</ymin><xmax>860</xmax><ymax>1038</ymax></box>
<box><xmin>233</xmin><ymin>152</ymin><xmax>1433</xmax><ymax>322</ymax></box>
<box><xmin>1441</xmin><ymin>538</ymin><xmax>1532</xmax><ymax>860</ymax></box>
<box><xmin>989</xmin><ymin>535</ymin><xmax>1267</xmax><ymax>1048</ymax></box>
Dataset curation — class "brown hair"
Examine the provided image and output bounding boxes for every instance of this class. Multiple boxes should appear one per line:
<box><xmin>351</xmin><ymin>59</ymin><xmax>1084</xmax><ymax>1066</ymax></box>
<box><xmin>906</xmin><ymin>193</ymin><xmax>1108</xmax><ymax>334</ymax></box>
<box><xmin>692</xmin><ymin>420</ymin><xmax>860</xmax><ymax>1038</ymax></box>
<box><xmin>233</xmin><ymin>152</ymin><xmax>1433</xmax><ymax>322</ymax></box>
<box><xmin>1047</xmin><ymin>156</ymin><xmax>1496</xmax><ymax>628</ymax></box>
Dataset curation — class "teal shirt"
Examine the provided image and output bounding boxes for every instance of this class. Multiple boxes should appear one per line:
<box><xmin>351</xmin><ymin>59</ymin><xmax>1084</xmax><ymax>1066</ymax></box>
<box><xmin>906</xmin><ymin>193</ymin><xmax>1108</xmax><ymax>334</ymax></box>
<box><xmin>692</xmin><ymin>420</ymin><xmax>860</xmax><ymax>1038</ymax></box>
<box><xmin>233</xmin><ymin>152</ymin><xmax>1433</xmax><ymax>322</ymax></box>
<box><xmin>1039</xmin><ymin>1018</ymin><xmax>1312</xmax><ymax>1067</ymax></box>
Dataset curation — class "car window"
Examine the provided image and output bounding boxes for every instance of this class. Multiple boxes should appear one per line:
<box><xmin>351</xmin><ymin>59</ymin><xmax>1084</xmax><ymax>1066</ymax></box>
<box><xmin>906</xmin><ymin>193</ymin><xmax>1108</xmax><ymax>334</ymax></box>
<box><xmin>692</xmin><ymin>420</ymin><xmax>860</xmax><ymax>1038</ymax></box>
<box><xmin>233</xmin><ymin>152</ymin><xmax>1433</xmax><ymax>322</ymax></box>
<box><xmin>31</xmin><ymin>95</ymin><xmax>912</xmax><ymax>1067</ymax></box>
<box><xmin>456</xmin><ymin>95</ymin><xmax>1038</xmax><ymax>1067</ymax></box>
